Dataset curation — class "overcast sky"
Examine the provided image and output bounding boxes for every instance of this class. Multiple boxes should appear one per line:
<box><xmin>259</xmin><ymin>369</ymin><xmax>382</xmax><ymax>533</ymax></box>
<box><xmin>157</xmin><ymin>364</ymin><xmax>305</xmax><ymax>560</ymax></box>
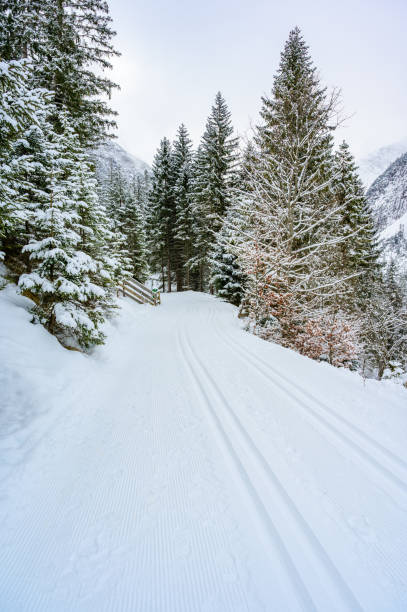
<box><xmin>108</xmin><ymin>0</ymin><xmax>407</xmax><ymax>165</ymax></box>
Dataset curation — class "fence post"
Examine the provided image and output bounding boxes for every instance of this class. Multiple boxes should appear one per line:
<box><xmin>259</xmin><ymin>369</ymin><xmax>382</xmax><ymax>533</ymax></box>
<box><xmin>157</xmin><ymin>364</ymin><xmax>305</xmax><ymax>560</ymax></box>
<box><xmin>118</xmin><ymin>277</ymin><xmax>158</xmax><ymax>306</ymax></box>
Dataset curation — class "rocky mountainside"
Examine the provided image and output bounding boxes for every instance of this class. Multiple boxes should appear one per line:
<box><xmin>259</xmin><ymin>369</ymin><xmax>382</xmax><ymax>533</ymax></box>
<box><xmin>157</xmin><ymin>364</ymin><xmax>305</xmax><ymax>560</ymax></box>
<box><xmin>93</xmin><ymin>140</ymin><xmax>150</xmax><ymax>182</ymax></box>
<box><xmin>358</xmin><ymin>140</ymin><xmax>407</xmax><ymax>189</ymax></box>
<box><xmin>367</xmin><ymin>153</ymin><xmax>407</xmax><ymax>231</ymax></box>
<box><xmin>366</xmin><ymin>152</ymin><xmax>407</xmax><ymax>265</ymax></box>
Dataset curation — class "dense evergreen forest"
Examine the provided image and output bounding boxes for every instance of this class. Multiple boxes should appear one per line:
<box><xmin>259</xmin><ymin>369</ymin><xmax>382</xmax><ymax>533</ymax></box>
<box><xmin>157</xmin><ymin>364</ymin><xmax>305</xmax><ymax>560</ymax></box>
<box><xmin>0</xmin><ymin>1</ymin><xmax>405</xmax><ymax>378</ymax></box>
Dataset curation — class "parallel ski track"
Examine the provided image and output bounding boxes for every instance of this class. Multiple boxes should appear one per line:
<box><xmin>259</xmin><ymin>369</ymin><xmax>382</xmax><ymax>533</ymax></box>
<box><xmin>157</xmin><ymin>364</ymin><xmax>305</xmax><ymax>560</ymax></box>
<box><xmin>178</xmin><ymin>309</ymin><xmax>363</xmax><ymax>612</ymax></box>
<box><xmin>213</xmin><ymin>318</ymin><xmax>407</xmax><ymax>501</ymax></box>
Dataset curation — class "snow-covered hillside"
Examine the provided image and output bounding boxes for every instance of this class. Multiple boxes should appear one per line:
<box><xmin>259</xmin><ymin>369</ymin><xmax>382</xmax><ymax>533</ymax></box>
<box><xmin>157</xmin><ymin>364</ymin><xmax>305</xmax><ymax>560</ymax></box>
<box><xmin>367</xmin><ymin>153</ymin><xmax>407</xmax><ymax>231</ymax></box>
<box><xmin>93</xmin><ymin>140</ymin><xmax>149</xmax><ymax>182</ymax></box>
<box><xmin>358</xmin><ymin>140</ymin><xmax>407</xmax><ymax>190</ymax></box>
<box><xmin>1</xmin><ymin>287</ymin><xmax>406</xmax><ymax>611</ymax></box>
<box><xmin>365</xmin><ymin>152</ymin><xmax>407</xmax><ymax>265</ymax></box>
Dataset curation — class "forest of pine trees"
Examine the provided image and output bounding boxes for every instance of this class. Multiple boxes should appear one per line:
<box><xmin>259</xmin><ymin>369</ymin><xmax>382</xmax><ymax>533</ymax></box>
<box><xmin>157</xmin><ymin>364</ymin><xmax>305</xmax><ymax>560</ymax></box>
<box><xmin>1</xmin><ymin>4</ymin><xmax>405</xmax><ymax>378</ymax></box>
<box><xmin>145</xmin><ymin>29</ymin><xmax>406</xmax><ymax>379</ymax></box>
<box><xmin>0</xmin><ymin>0</ymin><xmax>148</xmax><ymax>348</ymax></box>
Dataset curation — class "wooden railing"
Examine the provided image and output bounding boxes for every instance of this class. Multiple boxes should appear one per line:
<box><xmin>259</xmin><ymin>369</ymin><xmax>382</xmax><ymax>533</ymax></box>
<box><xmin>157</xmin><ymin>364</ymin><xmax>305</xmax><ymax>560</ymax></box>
<box><xmin>118</xmin><ymin>277</ymin><xmax>160</xmax><ymax>306</ymax></box>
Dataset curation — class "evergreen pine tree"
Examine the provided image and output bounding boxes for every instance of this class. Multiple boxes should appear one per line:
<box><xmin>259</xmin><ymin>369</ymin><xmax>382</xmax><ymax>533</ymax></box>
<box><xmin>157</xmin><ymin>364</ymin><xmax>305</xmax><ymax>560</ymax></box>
<box><xmin>132</xmin><ymin>173</ymin><xmax>149</xmax><ymax>220</ymax></box>
<box><xmin>235</xmin><ymin>28</ymin><xmax>352</xmax><ymax>345</ymax></box>
<box><xmin>360</xmin><ymin>262</ymin><xmax>407</xmax><ymax>378</ymax></box>
<box><xmin>18</xmin><ymin>115</ymin><xmax>115</xmax><ymax>348</ymax></box>
<box><xmin>122</xmin><ymin>177</ymin><xmax>148</xmax><ymax>282</ymax></box>
<box><xmin>0</xmin><ymin>0</ymin><xmax>43</xmax><ymax>60</ymax></box>
<box><xmin>6</xmin><ymin>111</ymin><xmax>52</xmax><ymax>275</ymax></box>
<box><xmin>172</xmin><ymin>124</ymin><xmax>194</xmax><ymax>290</ymax></box>
<box><xmin>211</xmin><ymin>204</ymin><xmax>245</xmax><ymax>306</ymax></box>
<box><xmin>42</xmin><ymin>0</ymin><xmax>119</xmax><ymax>145</ymax></box>
<box><xmin>332</xmin><ymin>140</ymin><xmax>380</xmax><ymax>306</ymax></box>
<box><xmin>0</xmin><ymin>1</ymin><xmax>125</xmax><ymax>349</ymax></box>
<box><xmin>191</xmin><ymin>92</ymin><xmax>238</xmax><ymax>291</ymax></box>
<box><xmin>101</xmin><ymin>160</ymin><xmax>133</xmax><ymax>278</ymax></box>
<box><xmin>0</xmin><ymin>0</ymin><xmax>120</xmax><ymax>145</ymax></box>
<box><xmin>0</xmin><ymin>58</ymin><xmax>45</xmax><ymax>264</ymax></box>
<box><xmin>146</xmin><ymin>138</ymin><xmax>176</xmax><ymax>291</ymax></box>
<box><xmin>188</xmin><ymin>145</ymin><xmax>212</xmax><ymax>291</ymax></box>
<box><xmin>211</xmin><ymin>143</ymin><xmax>252</xmax><ymax>305</ymax></box>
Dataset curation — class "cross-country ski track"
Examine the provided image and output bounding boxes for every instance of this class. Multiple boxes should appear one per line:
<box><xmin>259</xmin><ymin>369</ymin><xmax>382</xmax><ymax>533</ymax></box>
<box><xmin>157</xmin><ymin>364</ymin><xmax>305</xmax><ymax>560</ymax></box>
<box><xmin>1</xmin><ymin>289</ymin><xmax>407</xmax><ymax>611</ymax></box>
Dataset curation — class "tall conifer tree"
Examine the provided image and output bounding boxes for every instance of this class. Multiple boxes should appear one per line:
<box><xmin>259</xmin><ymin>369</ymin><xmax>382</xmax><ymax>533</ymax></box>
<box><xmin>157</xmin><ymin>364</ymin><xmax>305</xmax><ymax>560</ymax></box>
<box><xmin>332</xmin><ymin>140</ymin><xmax>380</xmax><ymax>306</ymax></box>
<box><xmin>0</xmin><ymin>0</ymin><xmax>119</xmax><ymax>145</ymax></box>
<box><xmin>0</xmin><ymin>59</ymin><xmax>45</xmax><ymax>264</ymax></box>
<box><xmin>18</xmin><ymin>115</ymin><xmax>116</xmax><ymax>347</ymax></box>
<box><xmin>234</xmin><ymin>28</ymin><xmax>355</xmax><ymax>344</ymax></box>
<box><xmin>191</xmin><ymin>92</ymin><xmax>238</xmax><ymax>290</ymax></box>
<box><xmin>173</xmin><ymin>124</ymin><xmax>194</xmax><ymax>290</ymax></box>
<box><xmin>147</xmin><ymin>138</ymin><xmax>176</xmax><ymax>291</ymax></box>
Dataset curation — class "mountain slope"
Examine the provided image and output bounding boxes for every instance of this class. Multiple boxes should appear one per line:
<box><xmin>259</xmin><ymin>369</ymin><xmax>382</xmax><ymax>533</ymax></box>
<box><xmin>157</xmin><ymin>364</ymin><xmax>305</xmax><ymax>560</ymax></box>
<box><xmin>358</xmin><ymin>140</ymin><xmax>407</xmax><ymax>189</ymax></box>
<box><xmin>366</xmin><ymin>153</ymin><xmax>407</xmax><ymax>264</ymax></box>
<box><xmin>1</xmin><ymin>288</ymin><xmax>406</xmax><ymax>611</ymax></box>
<box><xmin>367</xmin><ymin>153</ymin><xmax>407</xmax><ymax>231</ymax></box>
<box><xmin>93</xmin><ymin>140</ymin><xmax>149</xmax><ymax>181</ymax></box>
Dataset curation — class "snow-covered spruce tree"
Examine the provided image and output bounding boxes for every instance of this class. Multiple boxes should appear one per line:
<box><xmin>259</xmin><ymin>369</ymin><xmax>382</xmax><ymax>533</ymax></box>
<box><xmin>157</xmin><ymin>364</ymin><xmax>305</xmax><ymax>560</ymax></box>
<box><xmin>172</xmin><ymin>124</ymin><xmax>194</xmax><ymax>290</ymax></box>
<box><xmin>42</xmin><ymin>0</ymin><xmax>119</xmax><ymax>144</ymax></box>
<box><xmin>210</xmin><ymin>143</ymin><xmax>254</xmax><ymax>306</ymax></box>
<box><xmin>190</xmin><ymin>92</ymin><xmax>238</xmax><ymax>291</ymax></box>
<box><xmin>234</xmin><ymin>28</ymin><xmax>356</xmax><ymax>350</ymax></box>
<box><xmin>0</xmin><ymin>58</ymin><xmax>45</xmax><ymax>266</ymax></box>
<box><xmin>0</xmin><ymin>1</ymin><xmax>43</xmax><ymax>61</ymax></box>
<box><xmin>5</xmin><ymin>111</ymin><xmax>52</xmax><ymax>276</ymax></box>
<box><xmin>332</xmin><ymin>140</ymin><xmax>380</xmax><ymax>306</ymax></box>
<box><xmin>188</xmin><ymin>145</ymin><xmax>212</xmax><ymax>291</ymax></box>
<box><xmin>0</xmin><ymin>0</ymin><xmax>119</xmax><ymax>146</ymax></box>
<box><xmin>18</xmin><ymin>116</ymin><xmax>116</xmax><ymax>348</ymax></box>
<box><xmin>146</xmin><ymin>137</ymin><xmax>176</xmax><ymax>291</ymax></box>
<box><xmin>132</xmin><ymin>172</ymin><xmax>149</xmax><ymax>220</ymax></box>
<box><xmin>211</xmin><ymin>216</ymin><xmax>245</xmax><ymax>306</ymax></box>
<box><xmin>122</xmin><ymin>178</ymin><xmax>148</xmax><ymax>282</ymax></box>
<box><xmin>102</xmin><ymin>159</ymin><xmax>147</xmax><ymax>280</ymax></box>
<box><xmin>130</xmin><ymin>173</ymin><xmax>149</xmax><ymax>280</ymax></box>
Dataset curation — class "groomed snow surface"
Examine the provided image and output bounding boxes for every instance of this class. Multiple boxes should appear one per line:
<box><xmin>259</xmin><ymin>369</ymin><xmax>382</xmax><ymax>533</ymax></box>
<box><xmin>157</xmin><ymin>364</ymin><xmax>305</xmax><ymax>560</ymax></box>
<box><xmin>1</xmin><ymin>286</ymin><xmax>407</xmax><ymax>611</ymax></box>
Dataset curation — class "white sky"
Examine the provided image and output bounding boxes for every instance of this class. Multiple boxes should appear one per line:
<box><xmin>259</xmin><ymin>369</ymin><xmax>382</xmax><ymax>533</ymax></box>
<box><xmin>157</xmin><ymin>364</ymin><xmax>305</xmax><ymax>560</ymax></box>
<box><xmin>108</xmin><ymin>0</ymin><xmax>407</xmax><ymax>164</ymax></box>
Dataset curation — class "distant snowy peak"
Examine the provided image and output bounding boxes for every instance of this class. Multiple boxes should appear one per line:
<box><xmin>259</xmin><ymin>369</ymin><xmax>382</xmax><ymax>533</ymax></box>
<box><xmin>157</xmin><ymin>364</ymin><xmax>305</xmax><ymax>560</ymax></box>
<box><xmin>93</xmin><ymin>140</ymin><xmax>150</xmax><ymax>181</ymax></box>
<box><xmin>358</xmin><ymin>140</ymin><xmax>407</xmax><ymax>190</ymax></box>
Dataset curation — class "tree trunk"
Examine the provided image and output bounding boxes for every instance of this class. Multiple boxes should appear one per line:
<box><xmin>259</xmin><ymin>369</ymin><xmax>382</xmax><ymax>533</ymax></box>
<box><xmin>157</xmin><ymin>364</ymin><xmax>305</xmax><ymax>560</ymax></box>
<box><xmin>167</xmin><ymin>250</ymin><xmax>171</xmax><ymax>293</ymax></box>
<box><xmin>161</xmin><ymin>257</ymin><xmax>165</xmax><ymax>292</ymax></box>
<box><xmin>176</xmin><ymin>269</ymin><xmax>183</xmax><ymax>292</ymax></box>
<box><xmin>185</xmin><ymin>243</ymin><xmax>190</xmax><ymax>289</ymax></box>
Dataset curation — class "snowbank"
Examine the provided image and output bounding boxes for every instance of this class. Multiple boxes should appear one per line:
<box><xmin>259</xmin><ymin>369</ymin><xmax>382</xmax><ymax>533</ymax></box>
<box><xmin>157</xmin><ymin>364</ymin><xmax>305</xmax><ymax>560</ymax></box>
<box><xmin>0</xmin><ymin>283</ymin><xmax>148</xmax><ymax>482</ymax></box>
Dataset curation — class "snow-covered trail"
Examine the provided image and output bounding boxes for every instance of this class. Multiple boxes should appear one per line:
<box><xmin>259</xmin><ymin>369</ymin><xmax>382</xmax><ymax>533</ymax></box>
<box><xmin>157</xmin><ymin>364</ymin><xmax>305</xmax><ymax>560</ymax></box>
<box><xmin>1</xmin><ymin>291</ymin><xmax>407</xmax><ymax>611</ymax></box>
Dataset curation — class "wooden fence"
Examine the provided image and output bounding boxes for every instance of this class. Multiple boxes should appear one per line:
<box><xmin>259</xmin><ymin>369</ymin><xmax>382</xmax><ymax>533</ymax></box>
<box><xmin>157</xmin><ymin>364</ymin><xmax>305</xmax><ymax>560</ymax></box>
<box><xmin>118</xmin><ymin>277</ymin><xmax>160</xmax><ymax>306</ymax></box>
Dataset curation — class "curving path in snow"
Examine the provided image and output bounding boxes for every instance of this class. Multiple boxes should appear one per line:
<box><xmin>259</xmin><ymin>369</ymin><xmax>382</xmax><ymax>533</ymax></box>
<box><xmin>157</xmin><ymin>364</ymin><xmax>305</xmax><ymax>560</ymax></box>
<box><xmin>1</xmin><ymin>290</ymin><xmax>407</xmax><ymax>611</ymax></box>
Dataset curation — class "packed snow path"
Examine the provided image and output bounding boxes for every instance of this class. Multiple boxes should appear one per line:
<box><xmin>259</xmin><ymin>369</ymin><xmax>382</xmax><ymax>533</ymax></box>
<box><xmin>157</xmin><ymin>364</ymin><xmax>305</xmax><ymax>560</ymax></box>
<box><xmin>1</xmin><ymin>291</ymin><xmax>407</xmax><ymax>611</ymax></box>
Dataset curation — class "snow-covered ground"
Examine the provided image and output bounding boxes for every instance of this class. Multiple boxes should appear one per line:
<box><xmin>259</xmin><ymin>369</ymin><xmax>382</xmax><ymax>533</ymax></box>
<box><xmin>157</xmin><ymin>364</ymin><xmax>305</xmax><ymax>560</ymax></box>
<box><xmin>1</xmin><ymin>287</ymin><xmax>407</xmax><ymax>611</ymax></box>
